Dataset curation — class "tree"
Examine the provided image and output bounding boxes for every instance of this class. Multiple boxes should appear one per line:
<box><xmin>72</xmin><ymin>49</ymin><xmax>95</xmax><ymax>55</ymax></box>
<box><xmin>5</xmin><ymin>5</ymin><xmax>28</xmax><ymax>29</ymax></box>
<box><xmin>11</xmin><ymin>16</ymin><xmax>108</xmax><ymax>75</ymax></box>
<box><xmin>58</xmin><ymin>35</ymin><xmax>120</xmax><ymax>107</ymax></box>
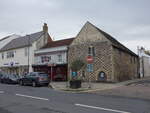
<box><xmin>69</xmin><ymin>59</ymin><xmax>85</xmax><ymax>89</ymax></box>
<box><xmin>70</xmin><ymin>59</ymin><xmax>85</xmax><ymax>72</ymax></box>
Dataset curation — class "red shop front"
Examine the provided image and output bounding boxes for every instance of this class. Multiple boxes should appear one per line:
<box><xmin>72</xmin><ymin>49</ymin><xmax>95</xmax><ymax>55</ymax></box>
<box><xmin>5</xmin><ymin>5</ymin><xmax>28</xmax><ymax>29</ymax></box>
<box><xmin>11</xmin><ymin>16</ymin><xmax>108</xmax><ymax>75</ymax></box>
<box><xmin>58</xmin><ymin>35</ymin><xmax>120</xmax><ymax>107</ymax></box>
<box><xmin>32</xmin><ymin>64</ymin><xmax>67</xmax><ymax>81</ymax></box>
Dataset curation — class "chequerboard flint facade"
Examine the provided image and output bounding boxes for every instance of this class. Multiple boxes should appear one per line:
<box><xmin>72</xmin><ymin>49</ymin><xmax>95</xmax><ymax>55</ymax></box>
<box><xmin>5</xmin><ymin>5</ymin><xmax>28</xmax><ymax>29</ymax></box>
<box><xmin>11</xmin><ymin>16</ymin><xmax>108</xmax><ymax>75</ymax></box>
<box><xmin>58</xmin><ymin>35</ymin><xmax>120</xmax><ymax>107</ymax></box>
<box><xmin>0</xmin><ymin>22</ymin><xmax>139</xmax><ymax>82</ymax></box>
<box><xmin>68</xmin><ymin>22</ymin><xmax>138</xmax><ymax>82</ymax></box>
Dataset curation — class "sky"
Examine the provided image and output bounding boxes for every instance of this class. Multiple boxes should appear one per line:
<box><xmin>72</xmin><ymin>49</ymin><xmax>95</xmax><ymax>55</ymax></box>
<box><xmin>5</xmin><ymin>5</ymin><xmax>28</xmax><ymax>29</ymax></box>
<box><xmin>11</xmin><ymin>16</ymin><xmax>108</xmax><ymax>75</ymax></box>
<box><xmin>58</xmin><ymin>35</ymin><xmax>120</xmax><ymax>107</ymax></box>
<box><xmin>0</xmin><ymin>0</ymin><xmax>150</xmax><ymax>53</ymax></box>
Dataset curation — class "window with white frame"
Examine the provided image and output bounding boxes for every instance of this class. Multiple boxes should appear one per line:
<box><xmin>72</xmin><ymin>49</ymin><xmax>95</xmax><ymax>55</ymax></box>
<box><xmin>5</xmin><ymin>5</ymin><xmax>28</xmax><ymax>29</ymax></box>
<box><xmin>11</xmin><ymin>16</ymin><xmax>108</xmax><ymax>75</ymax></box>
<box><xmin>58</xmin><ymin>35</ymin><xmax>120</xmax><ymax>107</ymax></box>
<box><xmin>41</xmin><ymin>56</ymin><xmax>51</xmax><ymax>63</ymax></box>
<box><xmin>88</xmin><ymin>46</ymin><xmax>95</xmax><ymax>56</ymax></box>
<box><xmin>7</xmin><ymin>51</ymin><xmax>14</xmax><ymax>58</ymax></box>
<box><xmin>58</xmin><ymin>54</ymin><xmax>62</xmax><ymax>62</ymax></box>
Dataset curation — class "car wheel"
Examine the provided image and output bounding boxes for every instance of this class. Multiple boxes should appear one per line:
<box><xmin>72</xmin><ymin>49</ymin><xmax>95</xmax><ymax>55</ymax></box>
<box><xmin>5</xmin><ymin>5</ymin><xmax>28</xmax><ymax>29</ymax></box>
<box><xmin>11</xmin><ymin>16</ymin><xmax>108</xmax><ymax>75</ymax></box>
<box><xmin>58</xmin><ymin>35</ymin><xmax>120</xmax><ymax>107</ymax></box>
<box><xmin>32</xmin><ymin>81</ymin><xmax>36</xmax><ymax>87</ymax></box>
<box><xmin>19</xmin><ymin>81</ymin><xmax>23</xmax><ymax>86</ymax></box>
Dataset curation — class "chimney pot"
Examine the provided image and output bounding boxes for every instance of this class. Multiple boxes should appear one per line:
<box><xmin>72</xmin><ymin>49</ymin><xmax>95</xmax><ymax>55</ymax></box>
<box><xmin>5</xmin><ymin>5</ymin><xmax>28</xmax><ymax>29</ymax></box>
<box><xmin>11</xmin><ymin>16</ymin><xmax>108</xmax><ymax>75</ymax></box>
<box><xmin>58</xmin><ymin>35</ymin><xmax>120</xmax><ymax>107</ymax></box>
<box><xmin>43</xmin><ymin>23</ymin><xmax>48</xmax><ymax>32</ymax></box>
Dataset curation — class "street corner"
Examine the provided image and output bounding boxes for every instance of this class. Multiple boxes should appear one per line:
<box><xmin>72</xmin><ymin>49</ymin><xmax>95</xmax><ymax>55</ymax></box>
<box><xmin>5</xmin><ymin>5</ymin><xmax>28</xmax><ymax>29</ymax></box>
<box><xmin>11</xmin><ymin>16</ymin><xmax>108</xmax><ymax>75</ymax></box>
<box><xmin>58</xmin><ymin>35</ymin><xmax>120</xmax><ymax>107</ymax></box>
<box><xmin>90</xmin><ymin>79</ymin><xmax>150</xmax><ymax>100</ymax></box>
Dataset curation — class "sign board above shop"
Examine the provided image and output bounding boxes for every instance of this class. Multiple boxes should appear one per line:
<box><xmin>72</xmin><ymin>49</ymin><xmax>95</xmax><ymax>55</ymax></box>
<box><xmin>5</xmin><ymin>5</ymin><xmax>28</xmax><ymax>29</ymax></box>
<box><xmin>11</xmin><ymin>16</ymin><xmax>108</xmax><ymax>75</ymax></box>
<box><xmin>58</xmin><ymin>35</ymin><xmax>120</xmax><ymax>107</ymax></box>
<box><xmin>48</xmin><ymin>63</ymin><xmax>56</xmax><ymax>67</ymax></box>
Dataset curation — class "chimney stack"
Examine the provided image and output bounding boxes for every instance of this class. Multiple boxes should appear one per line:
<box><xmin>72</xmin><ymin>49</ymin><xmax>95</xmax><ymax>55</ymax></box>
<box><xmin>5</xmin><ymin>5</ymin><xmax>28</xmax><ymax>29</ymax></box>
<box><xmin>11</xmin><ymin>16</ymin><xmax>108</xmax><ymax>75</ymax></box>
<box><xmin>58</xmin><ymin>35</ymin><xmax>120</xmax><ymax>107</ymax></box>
<box><xmin>43</xmin><ymin>23</ymin><xmax>48</xmax><ymax>33</ymax></box>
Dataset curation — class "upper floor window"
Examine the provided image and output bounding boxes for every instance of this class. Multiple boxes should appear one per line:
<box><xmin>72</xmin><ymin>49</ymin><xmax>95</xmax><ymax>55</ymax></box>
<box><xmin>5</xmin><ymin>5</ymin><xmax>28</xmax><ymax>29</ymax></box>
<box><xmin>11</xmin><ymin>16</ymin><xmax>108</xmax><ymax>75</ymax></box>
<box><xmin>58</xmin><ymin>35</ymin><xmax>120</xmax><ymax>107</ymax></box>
<box><xmin>58</xmin><ymin>54</ymin><xmax>62</xmax><ymax>62</ymax></box>
<box><xmin>41</xmin><ymin>56</ymin><xmax>51</xmax><ymax>63</ymax></box>
<box><xmin>1</xmin><ymin>53</ymin><xmax>4</xmax><ymax>59</ymax></box>
<box><xmin>88</xmin><ymin>46</ymin><xmax>95</xmax><ymax>56</ymax></box>
<box><xmin>24</xmin><ymin>47</ymin><xmax>28</xmax><ymax>56</ymax></box>
<box><xmin>7</xmin><ymin>51</ymin><xmax>14</xmax><ymax>58</ymax></box>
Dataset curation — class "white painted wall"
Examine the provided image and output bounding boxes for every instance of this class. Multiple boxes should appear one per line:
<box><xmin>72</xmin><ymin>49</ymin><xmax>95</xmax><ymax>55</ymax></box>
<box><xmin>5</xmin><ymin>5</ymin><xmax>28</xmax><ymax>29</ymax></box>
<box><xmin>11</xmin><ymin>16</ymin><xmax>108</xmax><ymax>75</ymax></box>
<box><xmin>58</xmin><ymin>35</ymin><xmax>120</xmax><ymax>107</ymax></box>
<box><xmin>139</xmin><ymin>48</ymin><xmax>150</xmax><ymax>78</ymax></box>
<box><xmin>0</xmin><ymin>32</ymin><xmax>50</xmax><ymax>73</ymax></box>
<box><xmin>0</xmin><ymin>46</ymin><xmax>35</xmax><ymax>72</ymax></box>
<box><xmin>34</xmin><ymin>46</ymin><xmax>68</xmax><ymax>65</ymax></box>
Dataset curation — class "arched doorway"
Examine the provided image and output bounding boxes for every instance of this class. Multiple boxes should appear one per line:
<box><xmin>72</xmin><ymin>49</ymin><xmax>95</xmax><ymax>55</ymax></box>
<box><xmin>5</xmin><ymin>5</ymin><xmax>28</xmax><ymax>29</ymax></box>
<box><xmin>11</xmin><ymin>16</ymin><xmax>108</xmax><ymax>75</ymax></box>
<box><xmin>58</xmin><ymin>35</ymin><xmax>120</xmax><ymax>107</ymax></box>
<box><xmin>98</xmin><ymin>71</ymin><xmax>107</xmax><ymax>81</ymax></box>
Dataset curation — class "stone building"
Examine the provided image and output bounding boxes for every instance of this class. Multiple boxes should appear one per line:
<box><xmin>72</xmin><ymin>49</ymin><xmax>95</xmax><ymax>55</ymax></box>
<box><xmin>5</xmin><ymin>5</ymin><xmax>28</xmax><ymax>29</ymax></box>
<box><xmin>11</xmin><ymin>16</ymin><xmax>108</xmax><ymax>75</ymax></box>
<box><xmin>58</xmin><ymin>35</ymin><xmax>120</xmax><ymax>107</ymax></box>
<box><xmin>68</xmin><ymin>22</ymin><xmax>139</xmax><ymax>82</ymax></box>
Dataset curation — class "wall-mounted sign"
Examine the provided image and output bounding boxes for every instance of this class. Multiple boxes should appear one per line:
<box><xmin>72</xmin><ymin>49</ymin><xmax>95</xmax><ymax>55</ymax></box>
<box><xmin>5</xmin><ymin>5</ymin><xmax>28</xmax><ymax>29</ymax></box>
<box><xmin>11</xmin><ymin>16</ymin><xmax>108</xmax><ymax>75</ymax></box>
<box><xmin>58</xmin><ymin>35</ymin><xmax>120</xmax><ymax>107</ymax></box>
<box><xmin>98</xmin><ymin>72</ymin><xmax>106</xmax><ymax>81</ymax></box>
<box><xmin>48</xmin><ymin>63</ymin><xmax>56</xmax><ymax>67</ymax></box>
<box><xmin>10</xmin><ymin>62</ymin><xmax>14</xmax><ymax>66</ymax></box>
<box><xmin>87</xmin><ymin>64</ymin><xmax>93</xmax><ymax>72</ymax></box>
<box><xmin>86</xmin><ymin>56</ymin><xmax>94</xmax><ymax>64</ymax></box>
<box><xmin>72</xmin><ymin>72</ymin><xmax>77</xmax><ymax>77</ymax></box>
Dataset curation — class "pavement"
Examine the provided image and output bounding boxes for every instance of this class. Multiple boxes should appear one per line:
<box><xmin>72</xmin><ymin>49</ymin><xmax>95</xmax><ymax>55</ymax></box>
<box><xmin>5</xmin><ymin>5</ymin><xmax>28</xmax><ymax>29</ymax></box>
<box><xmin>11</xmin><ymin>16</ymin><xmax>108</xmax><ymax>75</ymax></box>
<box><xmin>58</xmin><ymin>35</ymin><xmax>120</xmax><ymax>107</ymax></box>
<box><xmin>0</xmin><ymin>83</ymin><xmax>150</xmax><ymax>113</ymax></box>
<box><xmin>50</xmin><ymin>82</ymin><xmax>120</xmax><ymax>92</ymax></box>
<box><xmin>50</xmin><ymin>77</ymin><xmax>150</xmax><ymax>101</ymax></box>
<box><xmin>50</xmin><ymin>77</ymin><xmax>150</xmax><ymax>92</ymax></box>
<box><xmin>90</xmin><ymin>77</ymin><xmax>150</xmax><ymax>100</ymax></box>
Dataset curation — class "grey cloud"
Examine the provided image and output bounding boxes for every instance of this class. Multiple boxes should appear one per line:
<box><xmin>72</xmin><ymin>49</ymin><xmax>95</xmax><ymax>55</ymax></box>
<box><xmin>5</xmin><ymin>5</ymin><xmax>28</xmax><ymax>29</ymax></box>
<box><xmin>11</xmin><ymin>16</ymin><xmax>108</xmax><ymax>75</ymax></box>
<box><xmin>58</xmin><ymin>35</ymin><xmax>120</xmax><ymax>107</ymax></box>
<box><xmin>0</xmin><ymin>0</ymin><xmax>150</xmax><ymax>52</ymax></box>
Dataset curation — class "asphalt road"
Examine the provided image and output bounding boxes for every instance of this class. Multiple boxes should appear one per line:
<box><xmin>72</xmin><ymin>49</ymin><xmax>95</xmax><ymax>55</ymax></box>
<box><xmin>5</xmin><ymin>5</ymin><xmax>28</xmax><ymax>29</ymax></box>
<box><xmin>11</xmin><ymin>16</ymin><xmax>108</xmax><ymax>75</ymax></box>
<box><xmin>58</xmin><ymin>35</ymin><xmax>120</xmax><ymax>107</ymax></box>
<box><xmin>0</xmin><ymin>83</ymin><xmax>150</xmax><ymax>113</ymax></box>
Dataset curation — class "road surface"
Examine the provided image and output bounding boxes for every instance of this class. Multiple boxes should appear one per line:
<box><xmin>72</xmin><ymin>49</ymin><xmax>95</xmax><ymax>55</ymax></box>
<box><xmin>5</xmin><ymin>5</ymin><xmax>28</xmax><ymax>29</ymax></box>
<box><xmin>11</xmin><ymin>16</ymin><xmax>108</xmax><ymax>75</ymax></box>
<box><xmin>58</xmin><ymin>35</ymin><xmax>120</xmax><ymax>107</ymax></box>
<box><xmin>0</xmin><ymin>83</ymin><xmax>150</xmax><ymax>113</ymax></box>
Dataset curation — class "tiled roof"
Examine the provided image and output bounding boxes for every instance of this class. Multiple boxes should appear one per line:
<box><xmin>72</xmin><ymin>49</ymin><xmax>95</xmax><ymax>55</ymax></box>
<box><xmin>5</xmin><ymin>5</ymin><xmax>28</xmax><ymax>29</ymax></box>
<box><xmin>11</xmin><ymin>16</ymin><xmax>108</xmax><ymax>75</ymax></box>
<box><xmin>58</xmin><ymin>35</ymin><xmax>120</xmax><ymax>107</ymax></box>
<box><xmin>88</xmin><ymin>22</ymin><xmax>138</xmax><ymax>57</ymax></box>
<box><xmin>0</xmin><ymin>31</ymin><xmax>44</xmax><ymax>51</ymax></box>
<box><xmin>0</xmin><ymin>36</ymin><xmax>10</xmax><ymax>42</ymax></box>
<box><xmin>41</xmin><ymin>38</ymin><xmax>74</xmax><ymax>49</ymax></box>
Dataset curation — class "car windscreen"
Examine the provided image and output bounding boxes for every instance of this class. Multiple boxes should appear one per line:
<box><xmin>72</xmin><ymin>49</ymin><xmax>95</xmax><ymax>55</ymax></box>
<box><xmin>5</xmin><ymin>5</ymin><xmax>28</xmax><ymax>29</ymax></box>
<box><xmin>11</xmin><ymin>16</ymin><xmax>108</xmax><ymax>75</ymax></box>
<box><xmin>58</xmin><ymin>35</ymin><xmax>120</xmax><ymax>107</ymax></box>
<box><xmin>9</xmin><ymin>75</ymin><xmax>19</xmax><ymax>79</ymax></box>
<box><xmin>13</xmin><ymin>75</ymin><xmax>20</xmax><ymax>78</ymax></box>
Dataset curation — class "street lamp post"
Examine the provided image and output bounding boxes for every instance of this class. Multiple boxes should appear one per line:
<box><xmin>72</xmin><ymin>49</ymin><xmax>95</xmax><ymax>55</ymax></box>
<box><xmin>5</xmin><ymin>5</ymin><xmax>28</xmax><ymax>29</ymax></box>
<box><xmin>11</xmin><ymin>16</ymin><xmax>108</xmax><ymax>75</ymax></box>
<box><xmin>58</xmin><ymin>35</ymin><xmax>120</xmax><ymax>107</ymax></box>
<box><xmin>51</xmin><ymin>65</ymin><xmax>53</xmax><ymax>82</ymax></box>
<box><xmin>27</xmin><ymin>35</ymin><xmax>30</xmax><ymax>73</ymax></box>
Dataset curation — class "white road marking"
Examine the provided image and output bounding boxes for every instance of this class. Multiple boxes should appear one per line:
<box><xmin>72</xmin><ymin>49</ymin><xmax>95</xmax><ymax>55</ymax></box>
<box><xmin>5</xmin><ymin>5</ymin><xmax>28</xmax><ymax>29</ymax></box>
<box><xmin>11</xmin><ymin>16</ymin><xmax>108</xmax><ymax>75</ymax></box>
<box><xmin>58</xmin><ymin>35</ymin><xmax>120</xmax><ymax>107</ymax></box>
<box><xmin>0</xmin><ymin>91</ymin><xmax>4</xmax><ymax>93</ymax></box>
<box><xmin>16</xmin><ymin>94</ymin><xmax>49</xmax><ymax>101</ymax></box>
<box><xmin>75</xmin><ymin>103</ymin><xmax>131</xmax><ymax>113</ymax></box>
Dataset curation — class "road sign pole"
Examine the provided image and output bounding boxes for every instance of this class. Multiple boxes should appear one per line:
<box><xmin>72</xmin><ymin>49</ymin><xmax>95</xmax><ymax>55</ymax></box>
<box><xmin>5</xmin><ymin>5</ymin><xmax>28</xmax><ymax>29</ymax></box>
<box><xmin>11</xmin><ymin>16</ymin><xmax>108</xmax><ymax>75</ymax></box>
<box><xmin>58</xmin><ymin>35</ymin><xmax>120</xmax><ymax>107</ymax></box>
<box><xmin>86</xmin><ymin>55</ymin><xmax>94</xmax><ymax>89</ymax></box>
<box><xmin>51</xmin><ymin>66</ymin><xmax>53</xmax><ymax>83</ymax></box>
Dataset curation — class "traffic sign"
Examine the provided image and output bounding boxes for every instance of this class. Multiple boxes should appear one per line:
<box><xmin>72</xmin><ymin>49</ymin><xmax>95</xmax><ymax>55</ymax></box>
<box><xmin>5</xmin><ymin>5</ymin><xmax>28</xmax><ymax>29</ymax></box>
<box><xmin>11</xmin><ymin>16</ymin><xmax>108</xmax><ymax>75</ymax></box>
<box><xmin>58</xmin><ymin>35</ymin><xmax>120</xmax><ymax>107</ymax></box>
<box><xmin>87</xmin><ymin>64</ymin><xmax>93</xmax><ymax>72</ymax></box>
<box><xmin>86</xmin><ymin>56</ymin><xmax>94</xmax><ymax>63</ymax></box>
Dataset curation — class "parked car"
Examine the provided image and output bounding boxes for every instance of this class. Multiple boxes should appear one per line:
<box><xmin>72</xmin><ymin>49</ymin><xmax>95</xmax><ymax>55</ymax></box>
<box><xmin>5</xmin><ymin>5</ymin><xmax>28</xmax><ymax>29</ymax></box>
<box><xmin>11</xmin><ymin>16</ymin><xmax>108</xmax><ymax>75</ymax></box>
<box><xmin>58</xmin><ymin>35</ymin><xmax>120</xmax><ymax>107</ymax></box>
<box><xmin>1</xmin><ymin>74</ymin><xmax>20</xmax><ymax>84</ymax></box>
<box><xmin>0</xmin><ymin>73</ymin><xmax>4</xmax><ymax>83</ymax></box>
<box><xmin>19</xmin><ymin>72</ymin><xmax>50</xmax><ymax>87</ymax></box>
